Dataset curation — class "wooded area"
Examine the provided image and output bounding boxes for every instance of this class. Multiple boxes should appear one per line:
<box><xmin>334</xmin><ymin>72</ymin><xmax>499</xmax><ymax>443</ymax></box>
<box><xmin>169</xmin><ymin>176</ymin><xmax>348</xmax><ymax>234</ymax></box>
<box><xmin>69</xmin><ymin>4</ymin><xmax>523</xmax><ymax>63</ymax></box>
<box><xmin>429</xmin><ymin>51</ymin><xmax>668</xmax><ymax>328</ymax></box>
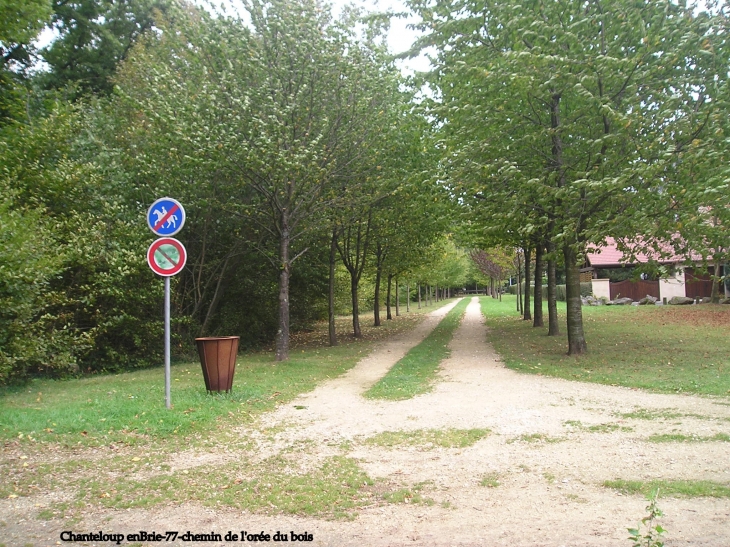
<box><xmin>1</xmin><ymin>0</ymin><xmax>728</xmax><ymax>384</ymax></box>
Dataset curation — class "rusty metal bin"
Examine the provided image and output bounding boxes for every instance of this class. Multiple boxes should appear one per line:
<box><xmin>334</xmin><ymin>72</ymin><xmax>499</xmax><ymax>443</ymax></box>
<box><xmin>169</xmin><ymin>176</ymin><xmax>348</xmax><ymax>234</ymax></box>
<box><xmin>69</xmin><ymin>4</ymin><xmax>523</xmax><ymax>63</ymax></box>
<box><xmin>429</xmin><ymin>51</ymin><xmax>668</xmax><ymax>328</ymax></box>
<box><xmin>195</xmin><ymin>336</ymin><xmax>239</xmax><ymax>393</ymax></box>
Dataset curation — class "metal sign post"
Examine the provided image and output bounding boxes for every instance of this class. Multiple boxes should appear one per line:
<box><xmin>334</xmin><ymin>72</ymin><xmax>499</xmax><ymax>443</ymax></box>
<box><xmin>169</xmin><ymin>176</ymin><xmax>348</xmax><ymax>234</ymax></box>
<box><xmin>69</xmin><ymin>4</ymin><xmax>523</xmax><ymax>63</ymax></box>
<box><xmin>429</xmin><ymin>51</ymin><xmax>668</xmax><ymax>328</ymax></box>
<box><xmin>165</xmin><ymin>277</ymin><xmax>171</xmax><ymax>409</ymax></box>
<box><xmin>147</xmin><ymin>199</ymin><xmax>187</xmax><ymax>409</ymax></box>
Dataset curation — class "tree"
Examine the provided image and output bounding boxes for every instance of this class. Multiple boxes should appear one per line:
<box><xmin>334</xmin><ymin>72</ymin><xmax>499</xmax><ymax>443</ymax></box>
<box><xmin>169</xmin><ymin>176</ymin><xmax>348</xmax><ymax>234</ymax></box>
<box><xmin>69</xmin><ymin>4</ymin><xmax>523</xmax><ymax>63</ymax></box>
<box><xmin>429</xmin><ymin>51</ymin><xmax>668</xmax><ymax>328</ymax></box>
<box><xmin>40</xmin><ymin>0</ymin><xmax>170</xmax><ymax>96</ymax></box>
<box><xmin>0</xmin><ymin>191</ymin><xmax>64</xmax><ymax>383</ymax></box>
<box><xmin>0</xmin><ymin>102</ymin><xmax>164</xmax><ymax>383</ymax></box>
<box><xmin>409</xmin><ymin>0</ymin><xmax>728</xmax><ymax>354</ymax></box>
<box><xmin>0</xmin><ymin>0</ymin><xmax>51</xmax><ymax>123</ymax></box>
<box><xmin>113</xmin><ymin>0</ymin><xmax>412</xmax><ymax>360</ymax></box>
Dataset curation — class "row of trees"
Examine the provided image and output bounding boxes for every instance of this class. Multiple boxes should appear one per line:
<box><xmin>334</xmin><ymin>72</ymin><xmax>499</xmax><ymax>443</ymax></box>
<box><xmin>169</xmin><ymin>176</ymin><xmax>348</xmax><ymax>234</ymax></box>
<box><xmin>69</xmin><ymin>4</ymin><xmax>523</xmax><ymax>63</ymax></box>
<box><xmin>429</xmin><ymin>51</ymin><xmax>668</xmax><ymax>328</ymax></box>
<box><xmin>6</xmin><ymin>0</ymin><xmax>727</xmax><ymax>384</ymax></box>
<box><xmin>0</xmin><ymin>0</ymin><xmax>471</xmax><ymax>384</ymax></box>
<box><xmin>409</xmin><ymin>0</ymin><xmax>730</xmax><ymax>354</ymax></box>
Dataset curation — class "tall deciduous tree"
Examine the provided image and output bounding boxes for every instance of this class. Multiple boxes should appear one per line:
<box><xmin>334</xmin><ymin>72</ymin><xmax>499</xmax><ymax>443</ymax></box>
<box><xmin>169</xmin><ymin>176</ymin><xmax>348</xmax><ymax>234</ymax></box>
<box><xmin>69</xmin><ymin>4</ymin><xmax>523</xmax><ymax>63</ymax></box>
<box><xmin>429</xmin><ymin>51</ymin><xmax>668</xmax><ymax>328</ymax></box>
<box><xmin>41</xmin><ymin>0</ymin><xmax>169</xmax><ymax>96</ymax></box>
<box><xmin>114</xmin><ymin>0</ymin><xmax>411</xmax><ymax>360</ymax></box>
<box><xmin>0</xmin><ymin>0</ymin><xmax>51</xmax><ymax>122</ymax></box>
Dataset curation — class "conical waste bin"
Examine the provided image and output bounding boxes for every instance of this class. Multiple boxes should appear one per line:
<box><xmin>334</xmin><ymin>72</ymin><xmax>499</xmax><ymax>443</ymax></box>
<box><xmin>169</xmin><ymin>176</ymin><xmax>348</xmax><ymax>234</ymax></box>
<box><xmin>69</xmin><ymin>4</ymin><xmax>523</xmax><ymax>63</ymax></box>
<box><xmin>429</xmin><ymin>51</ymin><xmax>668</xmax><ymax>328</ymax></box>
<box><xmin>195</xmin><ymin>336</ymin><xmax>239</xmax><ymax>393</ymax></box>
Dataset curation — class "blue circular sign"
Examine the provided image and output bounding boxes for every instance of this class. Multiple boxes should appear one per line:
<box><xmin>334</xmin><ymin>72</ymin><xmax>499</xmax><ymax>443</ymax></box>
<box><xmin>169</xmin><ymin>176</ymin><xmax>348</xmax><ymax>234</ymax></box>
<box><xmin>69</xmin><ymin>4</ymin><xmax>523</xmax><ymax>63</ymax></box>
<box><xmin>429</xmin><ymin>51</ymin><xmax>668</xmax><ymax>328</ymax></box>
<box><xmin>147</xmin><ymin>197</ymin><xmax>186</xmax><ymax>237</ymax></box>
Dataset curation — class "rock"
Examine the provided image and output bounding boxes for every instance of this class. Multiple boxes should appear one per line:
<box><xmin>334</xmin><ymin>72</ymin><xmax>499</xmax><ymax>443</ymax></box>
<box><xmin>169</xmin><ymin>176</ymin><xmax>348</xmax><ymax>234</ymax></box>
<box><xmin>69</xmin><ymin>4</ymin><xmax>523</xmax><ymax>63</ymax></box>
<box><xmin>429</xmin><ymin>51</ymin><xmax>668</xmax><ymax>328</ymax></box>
<box><xmin>721</xmin><ymin>298</ymin><xmax>730</xmax><ymax>305</ymax></box>
<box><xmin>700</xmin><ymin>297</ymin><xmax>712</xmax><ymax>304</ymax></box>
<box><xmin>668</xmin><ymin>296</ymin><xmax>694</xmax><ymax>305</ymax></box>
<box><xmin>582</xmin><ymin>295</ymin><xmax>603</xmax><ymax>306</ymax></box>
<box><xmin>638</xmin><ymin>295</ymin><xmax>658</xmax><ymax>305</ymax></box>
<box><xmin>609</xmin><ymin>297</ymin><xmax>634</xmax><ymax>305</ymax></box>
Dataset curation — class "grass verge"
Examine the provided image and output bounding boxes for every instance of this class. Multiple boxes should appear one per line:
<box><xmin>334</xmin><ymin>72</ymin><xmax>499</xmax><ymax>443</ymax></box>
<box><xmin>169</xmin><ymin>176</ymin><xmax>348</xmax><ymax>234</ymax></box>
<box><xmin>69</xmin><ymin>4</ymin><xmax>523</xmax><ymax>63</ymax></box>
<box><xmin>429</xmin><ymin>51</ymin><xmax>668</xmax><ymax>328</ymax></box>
<box><xmin>0</xmin><ymin>344</ymin><xmax>372</xmax><ymax>448</ymax></box>
<box><xmin>480</xmin><ymin>295</ymin><xmax>730</xmax><ymax>396</ymax></box>
<box><xmin>604</xmin><ymin>479</ymin><xmax>730</xmax><ymax>498</ymax></box>
<box><xmin>0</xmin><ymin>306</ymin><xmax>459</xmax><ymax>520</ymax></box>
<box><xmin>363</xmin><ymin>428</ymin><xmax>490</xmax><ymax>449</ymax></box>
<box><xmin>364</xmin><ymin>298</ymin><xmax>470</xmax><ymax>400</ymax></box>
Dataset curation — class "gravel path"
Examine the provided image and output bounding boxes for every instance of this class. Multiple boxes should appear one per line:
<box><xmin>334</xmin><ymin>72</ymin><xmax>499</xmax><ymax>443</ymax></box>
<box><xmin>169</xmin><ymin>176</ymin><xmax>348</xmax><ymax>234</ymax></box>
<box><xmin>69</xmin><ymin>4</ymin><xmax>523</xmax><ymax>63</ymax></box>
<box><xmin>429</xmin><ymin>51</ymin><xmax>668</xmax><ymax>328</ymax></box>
<box><xmin>3</xmin><ymin>297</ymin><xmax>729</xmax><ymax>546</ymax></box>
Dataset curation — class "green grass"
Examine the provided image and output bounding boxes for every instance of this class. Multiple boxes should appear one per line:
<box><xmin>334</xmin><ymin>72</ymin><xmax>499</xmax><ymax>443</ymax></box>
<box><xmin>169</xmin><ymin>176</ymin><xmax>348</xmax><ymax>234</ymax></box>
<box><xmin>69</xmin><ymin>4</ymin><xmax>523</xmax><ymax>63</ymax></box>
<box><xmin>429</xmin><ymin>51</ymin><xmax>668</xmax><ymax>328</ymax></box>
<box><xmin>363</xmin><ymin>428</ymin><xmax>490</xmax><ymax>449</ymax></box>
<box><xmin>480</xmin><ymin>295</ymin><xmax>730</xmax><ymax>396</ymax></box>
<box><xmin>647</xmin><ymin>433</ymin><xmax>730</xmax><ymax>443</ymax></box>
<box><xmin>381</xmin><ymin>482</ymin><xmax>435</xmax><ymax>506</ymax></box>
<box><xmin>480</xmin><ymin>472</ymin><xmax>500</xmax><ymax>487</ymax></box>
<box><xmin>563</xmin><ymin>420</ymin><xmax>633</xmax><ymax>433</ymax></box>
<box><xmin>64</xmin><ymin>453</ymin><xmax>375</xmax><ymax>520</ymax></box>
<box><xmin>618</xmin><ymin>408</ymin><xmax>685</xmax><ymax>420</ymax></box>
<box><xmin>0</xmin><ymin>341</ymin><xmax>379</xmax><ymax>512</ymax></box>
<box><xmin>506</xmin><ymin>433</ymin><xmax>564</xmax><ymax>444</ymax></box>
<box><xmin>0</xmin><ymin>344</ymin><xmax>370</xmax><ymax>447</ymax></box>
<box><xmin>618</xmin><ymin>408</ymin><xmax>726</xmax><ymax>422</ymax></box>
<box><xmin>604</xmin><ymin>479</ymin><xmax>730</xmax><ymax>498</ymax></box>
<box><xmin>0</xmin><ymin>309</ymin><xmax>470</xmax><ymax>520</ymax></box>
<box><xmin>364</xmin><ymin>298</ymin><xmax>470</xmax><ymax>400</ymax></box>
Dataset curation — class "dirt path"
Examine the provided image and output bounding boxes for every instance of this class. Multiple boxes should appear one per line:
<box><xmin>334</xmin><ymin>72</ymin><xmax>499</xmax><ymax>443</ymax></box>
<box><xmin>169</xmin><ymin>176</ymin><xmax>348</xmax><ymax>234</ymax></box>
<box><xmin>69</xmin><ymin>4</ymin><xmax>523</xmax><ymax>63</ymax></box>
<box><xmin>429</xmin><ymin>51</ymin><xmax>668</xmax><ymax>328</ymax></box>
<box><xmin>4</xmin><ymin>297</ymin><xmax>730</xmax><ymax>546</ymax></box>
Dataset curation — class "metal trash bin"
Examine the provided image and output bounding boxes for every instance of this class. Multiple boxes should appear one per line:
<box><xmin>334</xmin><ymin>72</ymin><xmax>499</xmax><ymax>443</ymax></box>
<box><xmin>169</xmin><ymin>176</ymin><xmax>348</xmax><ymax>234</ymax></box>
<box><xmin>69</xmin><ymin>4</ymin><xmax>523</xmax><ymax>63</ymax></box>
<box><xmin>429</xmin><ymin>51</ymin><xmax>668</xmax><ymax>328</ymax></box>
<box><xmin>195</xmin><ymin>336</ymin><xmax>239</xmax><ymax>393</ymax></box>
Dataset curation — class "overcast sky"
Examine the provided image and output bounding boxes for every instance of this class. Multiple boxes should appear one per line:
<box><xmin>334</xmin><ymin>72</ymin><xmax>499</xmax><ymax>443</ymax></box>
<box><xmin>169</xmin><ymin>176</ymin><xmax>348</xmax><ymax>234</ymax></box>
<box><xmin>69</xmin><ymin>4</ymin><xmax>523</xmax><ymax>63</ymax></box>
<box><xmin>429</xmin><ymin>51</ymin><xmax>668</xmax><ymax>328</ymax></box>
<box><xmin>329</xmin><ymin>0</ymin><xmax>429</xmax><ymax>73</ymax></box>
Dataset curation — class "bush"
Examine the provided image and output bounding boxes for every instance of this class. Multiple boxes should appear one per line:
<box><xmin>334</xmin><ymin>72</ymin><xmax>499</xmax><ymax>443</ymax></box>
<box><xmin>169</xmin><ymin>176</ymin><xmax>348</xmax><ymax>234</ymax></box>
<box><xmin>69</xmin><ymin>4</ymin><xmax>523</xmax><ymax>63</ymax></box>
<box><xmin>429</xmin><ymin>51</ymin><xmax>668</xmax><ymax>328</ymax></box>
<box><xmin>0</xmin><ymin>192</ymin><xmax>77</xmax><ymax>383</ymax></box>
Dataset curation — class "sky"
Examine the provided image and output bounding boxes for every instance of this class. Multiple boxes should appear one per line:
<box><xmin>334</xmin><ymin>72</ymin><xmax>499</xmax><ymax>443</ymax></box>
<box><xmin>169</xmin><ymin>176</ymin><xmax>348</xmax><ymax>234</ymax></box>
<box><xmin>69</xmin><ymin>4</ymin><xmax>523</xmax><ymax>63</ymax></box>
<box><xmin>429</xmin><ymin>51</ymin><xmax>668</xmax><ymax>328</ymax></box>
<box><xmin>328</xmin><ymin>0</ymin><xmax>430</xmax><ymax>73</ymax></box>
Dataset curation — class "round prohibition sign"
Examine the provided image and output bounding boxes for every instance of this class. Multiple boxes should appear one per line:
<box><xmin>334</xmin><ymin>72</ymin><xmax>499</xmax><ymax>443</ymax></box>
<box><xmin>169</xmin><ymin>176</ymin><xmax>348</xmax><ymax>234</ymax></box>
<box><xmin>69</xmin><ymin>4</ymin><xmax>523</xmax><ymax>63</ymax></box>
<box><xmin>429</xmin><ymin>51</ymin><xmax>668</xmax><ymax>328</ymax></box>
<box><xmin>147</xmin><ymin>237</ymin><xmax>187</xmax><ymax>277</ymax></box>
<box><xmin>147</xmin><ymin>197</ymin><xmax>186</xmax><ymax>237</ymax></box>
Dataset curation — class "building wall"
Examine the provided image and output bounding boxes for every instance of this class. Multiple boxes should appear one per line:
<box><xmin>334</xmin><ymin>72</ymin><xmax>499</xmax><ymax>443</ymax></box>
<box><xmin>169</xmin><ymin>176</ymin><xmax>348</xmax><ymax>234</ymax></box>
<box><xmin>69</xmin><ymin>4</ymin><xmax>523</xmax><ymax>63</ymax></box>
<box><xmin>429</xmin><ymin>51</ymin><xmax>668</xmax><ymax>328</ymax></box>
<box><xmin>659</xmin><ymin>267</ymin><xmax>686</xmax><ymax>301</ymax></box>
<box><xmin>592</xmin><ymin>278</ymin><xmax>610</xmax><ymax>300</ymax></box>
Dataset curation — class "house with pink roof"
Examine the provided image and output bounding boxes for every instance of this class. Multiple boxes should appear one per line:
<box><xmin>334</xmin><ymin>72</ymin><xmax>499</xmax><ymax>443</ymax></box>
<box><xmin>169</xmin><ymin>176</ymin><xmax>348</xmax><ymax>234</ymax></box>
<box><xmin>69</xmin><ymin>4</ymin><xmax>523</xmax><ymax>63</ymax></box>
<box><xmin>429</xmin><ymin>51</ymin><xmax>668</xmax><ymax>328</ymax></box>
<box><xmin>584</xmin><ymin>237</ymin><xmax>713</xmax><ymax>302</ymax></box>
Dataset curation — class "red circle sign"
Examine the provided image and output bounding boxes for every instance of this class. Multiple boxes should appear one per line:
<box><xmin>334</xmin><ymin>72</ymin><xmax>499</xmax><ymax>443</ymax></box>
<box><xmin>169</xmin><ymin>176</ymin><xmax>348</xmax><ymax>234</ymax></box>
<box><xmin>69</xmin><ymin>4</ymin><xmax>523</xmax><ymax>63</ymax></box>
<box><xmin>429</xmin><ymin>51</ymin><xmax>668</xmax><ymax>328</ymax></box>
<box><xmin>147</xmin><ymin>237</ymin><xmax>187</xmax><ymax>277</ymax></box>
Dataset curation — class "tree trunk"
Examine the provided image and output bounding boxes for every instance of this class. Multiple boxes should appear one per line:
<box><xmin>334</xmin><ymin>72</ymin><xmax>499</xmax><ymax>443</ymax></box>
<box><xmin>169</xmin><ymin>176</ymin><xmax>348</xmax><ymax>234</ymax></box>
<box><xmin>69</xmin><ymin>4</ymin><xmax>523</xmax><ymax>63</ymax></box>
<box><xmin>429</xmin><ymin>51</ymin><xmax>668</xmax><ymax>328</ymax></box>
<box><xmin>386</xmin><ymin>274</ymin><xmax>393</xmax><ymax>320</ymax></box>
<box><xmin>336</xmin><ymin>212</ymin><xmax>372</xmax><ymax>339</ymax></box>
<box><xmin>516</xmin><ymin>251</ymin><xmax>522</xmax><ymax>314</ymax></box>
<box><xmin>406</xmin><ymin>282</ymin><xmax>410</xmax><ymax>312</ymax></box>
<box><xmin>199</xmin><ymin>256</ymin><xmax>231</xmax><ymax>337</ymax></box>
<box><xmin>374</xmin><ymin>267</ymin><xmax>382</xmax><ymax>326</ymax></box>
<box><xmin>435</xmin><ymin>284</ymin><xmax>439</xmax><ymax>303</ymax></box>
<box><xmin>564</xmin><ymin>244</ymin><xmax>587</xmax><ymax>355</ymax></box>
<box><xmin>523</xmin><ymin>245</ymin><xmax>532</xmax><ymax>321</ymax></box>
<box><xmin>396</xmin><ymin>277</ymin><xmax>400</xmax><ymax>316</ymax></box>
<box><xmin>328</xmin><ymin>228</ymin><xmax>338</xmax><ymax>346</ymax></box>
<box><xmin>547</xmin><ymin>238</ymin><xmax>560</xmax><ymax>336</ymax></box>
<box><xmin>275</xmin><ymin>218</ymin><xmax>291</xmax><ymax>361</ymax></box>
<box><xmin>533</xmin><ymin>243</ymin><xmax>544</xmax><ymax>328</ymax></box>
<box><xmin>710</xmin><ymin>258</ymin><xmax>722</xmax><ymax>304</ymax></box>
<box><xmin>351</xmin><ymin>274</ymin><xmax>362</xmax><ymax>337</ymax></box>
<box><xmin>417</xmin><ymin>283</ymin><xmax>421</xmax><ymax>309</ymax></box>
